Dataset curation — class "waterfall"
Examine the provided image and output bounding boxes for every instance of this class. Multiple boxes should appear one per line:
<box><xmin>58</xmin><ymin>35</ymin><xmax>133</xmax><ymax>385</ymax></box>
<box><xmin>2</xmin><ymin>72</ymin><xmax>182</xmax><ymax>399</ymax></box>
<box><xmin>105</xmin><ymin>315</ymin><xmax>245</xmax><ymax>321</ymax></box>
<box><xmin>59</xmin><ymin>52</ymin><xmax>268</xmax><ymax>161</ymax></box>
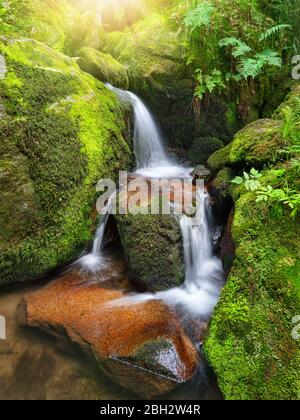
<box><xmin>77</xmin><ymin>83</ymin><xmax>224</xmax><ymax>319</ymax></box>
<box><xmin>106</xmin><ymin>84</ymin><xmax>190</xmax><ymax>178</ymax></box>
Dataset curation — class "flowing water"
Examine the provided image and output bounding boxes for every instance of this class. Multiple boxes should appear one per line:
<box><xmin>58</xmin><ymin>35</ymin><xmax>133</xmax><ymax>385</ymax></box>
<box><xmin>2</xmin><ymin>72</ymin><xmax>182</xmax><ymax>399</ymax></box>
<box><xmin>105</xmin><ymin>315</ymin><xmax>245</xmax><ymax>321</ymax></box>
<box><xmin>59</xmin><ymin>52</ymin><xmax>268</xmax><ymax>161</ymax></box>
<box><xmin>76</xmin><ymin>193</ymin><xmax>115</xmax><ymax>272</ymax></box>
<box><xmin>106</xmin><ymin>84</ymin><xmax>191</xmax><ymax>179</ymax></box>
<box><xmin>102</xmin><ymin>84</ymin><xmax>225</xmax><ymax>321</ymax></box>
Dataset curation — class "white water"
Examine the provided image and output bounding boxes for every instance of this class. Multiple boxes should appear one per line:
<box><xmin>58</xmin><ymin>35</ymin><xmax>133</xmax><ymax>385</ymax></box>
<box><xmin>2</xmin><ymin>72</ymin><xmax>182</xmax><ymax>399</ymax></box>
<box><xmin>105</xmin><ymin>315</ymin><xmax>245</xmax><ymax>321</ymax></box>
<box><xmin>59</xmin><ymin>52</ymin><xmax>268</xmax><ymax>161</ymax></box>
<box><xmin>76</xmin><ymin>194</ymin><xmax>115</xmax><ymax>272</ymax></box>
<box><xmin>110</xmin><ymin>190</ymin><xmax>224</xmax><ymax>320</ymax></box>
<box><xmin>78</xmin><ymin>84</ymin><xmax>224</xmax><ymax>319</ymax></box>
<box><xmin>106</xmin><ymin>84</ymin><xmax>191</xmax><ymax>179</ymax></box>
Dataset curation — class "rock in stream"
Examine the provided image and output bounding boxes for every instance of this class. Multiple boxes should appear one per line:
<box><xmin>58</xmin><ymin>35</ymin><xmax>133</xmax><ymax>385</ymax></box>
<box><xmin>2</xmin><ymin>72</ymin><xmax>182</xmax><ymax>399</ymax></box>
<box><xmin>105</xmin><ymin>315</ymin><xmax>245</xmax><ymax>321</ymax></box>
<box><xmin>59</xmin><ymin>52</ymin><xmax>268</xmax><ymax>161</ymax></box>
<box><xmin>16</xmin><ymin>261</ymin><xmax>199</xmax><ymax>399</ymax></box>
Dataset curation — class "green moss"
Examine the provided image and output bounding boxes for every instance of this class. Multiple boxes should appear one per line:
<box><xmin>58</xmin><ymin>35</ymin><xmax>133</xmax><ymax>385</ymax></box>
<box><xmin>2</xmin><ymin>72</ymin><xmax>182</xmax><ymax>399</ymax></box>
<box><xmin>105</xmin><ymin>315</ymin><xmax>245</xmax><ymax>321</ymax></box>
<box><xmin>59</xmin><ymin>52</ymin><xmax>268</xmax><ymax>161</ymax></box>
<box><xmin>205</xmin><ymin>165</ymin><xmax>300</xmax><ymax>400</ymax></box>
<box><xmin>77</xmin><ymin>47</ymin><xmax>129</xmax><ymax>89</ymax></box>
<box><xmin>228</xmin><ymin>119</ymin><xmax>287</xmax><ymax>166</ymax></box>
<box><xmin>207</xmin><ymin>143</ymin><xmax>232</xmax><ymax>173</ymax></box>
<box><xmin>210</xmin><ymin>168</ymin><xmax>235</xmax><ymax>200</ymax></box>
<box><xmin>274</xmin><ymin>84</ymin><xmax>300</xmax><ymax>119</ymax></box>
<box><xmin>0</xmin><ymin>38</ymin><xmax>132</xmax><ymax>285</ymax></box>
<box><xmin>115</xmin><ymin>208</ymin><xmax>184</xmax><ymax>292</ymax></box>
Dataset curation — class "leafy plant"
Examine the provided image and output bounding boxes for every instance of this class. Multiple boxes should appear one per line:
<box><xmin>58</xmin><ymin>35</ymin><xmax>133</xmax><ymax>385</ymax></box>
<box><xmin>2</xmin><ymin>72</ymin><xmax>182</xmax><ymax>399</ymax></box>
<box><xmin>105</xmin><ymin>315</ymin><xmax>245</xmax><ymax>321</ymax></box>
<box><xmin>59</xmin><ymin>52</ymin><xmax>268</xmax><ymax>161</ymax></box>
<box><xmin>184</xmin><ymin>1</ymin><xmax>215</xmax><ymax>32</ymax></box>
<box><xmin>219</xmin><ymin>37</ymin><xmax>252</xmax><ymax>58</ymax></box>
<box><xmin>232</xmin><ymin>168</ymin><xmax>300</xmax><ymax>219</ymax></box>
<box><xmin>231</xmin><ymin>168</ymin><xmax>263</xmax><ymax>191</ymax></box>
<box><xmin>256</xmin><ymin>185</ymin><xmax>300</xmax><ymax>219</ymax></box>
<box><xmin>194</xmin><ymin>68</ymin><xmax>225</xmax><ymax>100</ymax></box>
<box><xmin>237</xmin><ymin>49</ymin><xmax>282</xmax><ymax>79</ymax></box>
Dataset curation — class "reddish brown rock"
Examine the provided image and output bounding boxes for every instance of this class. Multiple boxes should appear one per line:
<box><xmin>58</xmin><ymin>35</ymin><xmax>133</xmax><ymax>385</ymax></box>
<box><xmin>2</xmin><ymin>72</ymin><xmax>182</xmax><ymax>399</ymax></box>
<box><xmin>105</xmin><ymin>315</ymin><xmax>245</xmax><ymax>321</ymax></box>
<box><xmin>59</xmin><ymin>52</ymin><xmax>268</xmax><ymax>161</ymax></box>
<box><xmin>17</xmin><ymin>264</ymin><xmax>199</xmax><ymax>399</ymax></box>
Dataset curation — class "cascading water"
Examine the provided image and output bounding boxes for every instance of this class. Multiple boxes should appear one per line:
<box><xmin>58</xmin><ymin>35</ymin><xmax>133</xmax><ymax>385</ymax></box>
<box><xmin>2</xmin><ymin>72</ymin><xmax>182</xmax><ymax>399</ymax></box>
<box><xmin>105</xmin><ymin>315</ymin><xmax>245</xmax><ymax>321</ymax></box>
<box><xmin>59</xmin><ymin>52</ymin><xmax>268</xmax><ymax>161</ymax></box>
<box><xmin>78</xmin><ymin>83</ymin><xmax>224</xmax><ymax>320</ymax></box>
<box><xmin>106</xmin><ymin>84</ymin><xmax>190</xmax><ymax>179</ymax></box>
<box><xmin>112</xmin><ymin>189</ymin><xmax>224</xmax><ymax>320</ymax></box>
<box><xmin>76</xmin><ymin>194</ymin><xmax>115</xmax><ymax>272</ymax></box>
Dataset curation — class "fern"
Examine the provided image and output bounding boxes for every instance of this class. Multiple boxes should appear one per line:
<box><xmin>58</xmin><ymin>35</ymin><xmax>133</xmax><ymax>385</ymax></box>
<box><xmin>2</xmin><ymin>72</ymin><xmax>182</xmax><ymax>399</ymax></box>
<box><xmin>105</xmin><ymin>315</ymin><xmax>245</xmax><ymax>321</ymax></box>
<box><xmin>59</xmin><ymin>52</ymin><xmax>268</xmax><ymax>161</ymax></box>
<box><xmin>184</xmin><ymin>1</ymin><xmax>215</xmax><ymax>31</ymax></box>
<box><xmin>238</xmin><ymin>50</ymin><xmax>282</xmax><ymax>79</ymax></box>
<box><xmin>219</xmin><ymin>37</ymin><xmax>252</xmax><ymax>57</ymax></box>
<box><xmin>259</xmin><ymin>24</ymin><xmax>292</xmax><ymax>42</ymax></box>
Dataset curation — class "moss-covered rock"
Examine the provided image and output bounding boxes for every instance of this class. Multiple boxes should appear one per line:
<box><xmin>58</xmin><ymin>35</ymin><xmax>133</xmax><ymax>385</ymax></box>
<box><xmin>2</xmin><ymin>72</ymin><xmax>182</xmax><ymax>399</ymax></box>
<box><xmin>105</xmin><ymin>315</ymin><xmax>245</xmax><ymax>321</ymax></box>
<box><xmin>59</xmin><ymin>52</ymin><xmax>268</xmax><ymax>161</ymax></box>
<box><xmin>115</xmin><ymin>210</ymin><xmax>185</xmax><ymax>292</ymax></box>
<box><xmin>77</xmin><ymin>47</ymin><xmax>129</xmax><ymax>89</ymax></box>
<box><xmin>207</xmin><ymin>143</ymin><xmax>232</xmax><ymax>173</ymax></box>
<box><xmin>0</xmin><ymin>37</ymin><xmax>132</xmax><ymax>285</ymax></box>
<box><xmin>210</xmin><ymin>168</ymin><xmax>235</xmax><ymax>201</ymax></box>
<box><xmin>273</xmin><ymin>83</ymin><xmax>300</xmax><ymax>119</ymax></box>
<box><xmin>205</xmin><ymin>164</ymin><xmax>300</xmax><ymax>400</ymax></box>
<box><xmin>208</xmin><ymin>119</ymin><xmax>288</xmax><ymax>171</ymax></box>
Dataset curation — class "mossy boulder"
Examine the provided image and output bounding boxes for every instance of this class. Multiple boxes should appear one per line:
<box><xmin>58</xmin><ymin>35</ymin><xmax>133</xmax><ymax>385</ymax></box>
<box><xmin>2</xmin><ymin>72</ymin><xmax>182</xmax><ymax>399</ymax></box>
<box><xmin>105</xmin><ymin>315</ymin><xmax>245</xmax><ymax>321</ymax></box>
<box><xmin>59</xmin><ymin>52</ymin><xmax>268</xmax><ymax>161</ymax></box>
<box><xmin>273</xmin><ymin>83</ymin><xmax>300</xmax><ymax>119</ymax></box>
<box><xmin>205</xmin><ymin>164</ymin><xmax>300</xmax><ymax>400</ymax></box>
<box><xmin>207</xmin><ymin>143</ymin><xmax>232</xmax><ymax>173</ymax></box>
<box><xmin>0</xmin><ymin>38</ymin><xmax>132</xmax><ymax>285</ymax></box>
<box><xmin>77</xmin><ymin>47</ymin><xmax>129</xmax><ymax>89</ymax></box>
<box><xmin>115</xmin><ymin>210</ymin><xmax>185</xmax><ymax>292</ymax></box>
<box><xmin>208</xmin><ymin>119</ymin><xmax>287</xmax><ymax>171</ymax></box>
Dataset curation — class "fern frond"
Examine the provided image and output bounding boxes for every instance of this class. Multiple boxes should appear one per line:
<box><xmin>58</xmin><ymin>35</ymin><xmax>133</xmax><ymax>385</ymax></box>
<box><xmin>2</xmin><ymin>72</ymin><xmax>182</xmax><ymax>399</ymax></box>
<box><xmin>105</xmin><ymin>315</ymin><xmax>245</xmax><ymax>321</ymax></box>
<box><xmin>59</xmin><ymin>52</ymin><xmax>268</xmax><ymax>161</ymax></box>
<box><xmin>237</xmin><ymin>49</ymin><xmax>282</xmax><ymax>79</ymax></box>
<box><xmin>219</xmin><ymin>37</ymin><xmax>252</xmax><ymax>57</ymax></box>
<box><xmin>259</xmin><ymin>24</ymin><xmax>292</xmax><ymax>42</ymax></box>
<box><xmin>237</xmin><ymin>58</ymin><xmax>262</xmax><ymax>79</ymax></box>
<box><xmin>184</xmin><ymin>1</ymin><xmax>215</xmax><ymax>31</ymax></box>
<box><xmin>254</xmin><ymin>50</ymin><xmax>282</xmax><ymax>67</ymax></box>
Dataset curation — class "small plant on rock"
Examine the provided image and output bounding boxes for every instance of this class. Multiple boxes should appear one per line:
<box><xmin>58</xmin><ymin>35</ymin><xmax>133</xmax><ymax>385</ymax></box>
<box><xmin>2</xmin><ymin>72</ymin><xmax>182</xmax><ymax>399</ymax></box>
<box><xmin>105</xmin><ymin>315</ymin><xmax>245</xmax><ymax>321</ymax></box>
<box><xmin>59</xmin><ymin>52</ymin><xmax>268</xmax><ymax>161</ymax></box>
<box><xmin>231</xmin><ymin>168</ymin><xmax>262</xmax><ymax>191</ymax></box>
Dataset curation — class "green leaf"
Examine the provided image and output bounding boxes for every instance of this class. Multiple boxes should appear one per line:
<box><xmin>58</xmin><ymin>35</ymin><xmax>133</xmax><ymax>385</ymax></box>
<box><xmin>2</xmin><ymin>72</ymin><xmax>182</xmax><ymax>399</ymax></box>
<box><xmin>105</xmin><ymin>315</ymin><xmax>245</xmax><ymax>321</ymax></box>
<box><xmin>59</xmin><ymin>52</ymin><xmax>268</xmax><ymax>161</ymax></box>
<box><xmin>243</xmin><ymin>171</ymin><xmax>250</xmax><ymax>180</ymax></box>
<box><xmin>231</xmin><ymin>176</ymin><xmax>244</xmax><ymax>185</ymax></box>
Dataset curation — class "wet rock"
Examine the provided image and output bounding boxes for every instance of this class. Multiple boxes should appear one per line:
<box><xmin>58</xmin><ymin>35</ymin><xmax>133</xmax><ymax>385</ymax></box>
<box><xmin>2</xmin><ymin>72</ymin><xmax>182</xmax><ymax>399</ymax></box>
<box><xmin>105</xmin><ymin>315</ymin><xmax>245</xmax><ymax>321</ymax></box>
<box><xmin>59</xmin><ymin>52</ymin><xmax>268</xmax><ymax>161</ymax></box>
<box><xmin>0</xmin><ymin>283</ymin><xmax>136</xmax><ymax>400</ymax></box>
<box><xmin>17</xmin><ymin>270</ymin><xmax>199</xmax><ymax>399</ymax></box>
<box><xmin>115</xmin><ymin>210</ymin><xmax>185</xmax><ymax>292</ymax></box>
<box><xmin>220</xmin><ymin>210</ymin><xmax>235</xmax><ymax>277</ymax></box>
<box><xmin>190</xmin><ymin>165</ymin><xmax>211</xmax><ymax>184</ymax></box>
<box><xmin>207</xmin><ymin>168</ymin><xmax>235</xmax><ymax>224</ymax></box>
